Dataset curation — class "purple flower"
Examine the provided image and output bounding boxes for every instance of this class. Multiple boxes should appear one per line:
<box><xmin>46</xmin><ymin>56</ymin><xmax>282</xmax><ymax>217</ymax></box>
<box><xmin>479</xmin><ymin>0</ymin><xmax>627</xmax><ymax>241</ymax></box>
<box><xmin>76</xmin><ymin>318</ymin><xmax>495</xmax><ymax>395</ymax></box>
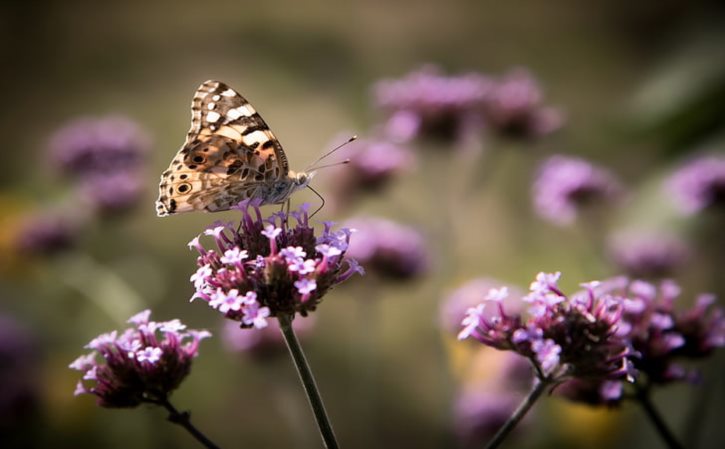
<box><xmin>440</xmin><ymin>278</ymin><xmax>526</xmax><ymax>335</ymax></box>
<box><xmin>558</xmin><ymin>279</ymin><xmax>724</xmax><ymax>405</ymax></box>
<box><xmin>188</xmin><ymin>200</ymin><xmax>362</xmax><ymax>323</ymax></box>
<box><xmin>77</xmin><ymin>171</ymin><xmax>145</xmax><ymax>215</ymax></box>
<box><xmin>533</xmin><ymin>155</ymin><xmax>623</xmax><ymax>226</ymax></box>
<box><xmin>326</xmin><ymin>137</ymin><xmax>414</xmax><ymax>205</ymax></box>
<box><xmin>459</xmin><ymin>272</ymin><xmax>636</xmax><ymax>383</ymax></box>
<box><xmin>483</xmin><ymin>69</ymin><xmax>564</xmax><ymax>139</ymax></box>
<box><xmin>607</xmin><ymin>232</ymin><xmax>690</xmax><ymax>278</ymax></box>
<box><xmin>373</xmin><ymin>65</ymin><xmax>493</xmax><ymax>143</ymax></box>
<box><xmin>343</xmin><ymin>216</ymin><xmax>428</xmax><ymax>280</ymax></box>
<box><xmin>667</xmin><ymin>153</ymin><xmax>725</xmax><ymax>214</ymax></box>
<box><xmin>454</xmin><ymin>390</ymin><xmax>523</xmax><ymax>446</ymax></box>
<box><xmin>48</xmin><ymin>116</ymin><xmax>150</xmax><ymax>178</ymax></box>
<box><xmin>14</xmin><ymin>211</ymin><xmax>80</xmax><ymax>256</ymax></box>
<box><xmin>69</xmin><ymin>310</ymin><xmax>210</xmax><ymax>408</ymax></box>
<box><xmin>222</xmin><ymin>316</ymin><xmax>316</xmax><ymax>358</ymax></box>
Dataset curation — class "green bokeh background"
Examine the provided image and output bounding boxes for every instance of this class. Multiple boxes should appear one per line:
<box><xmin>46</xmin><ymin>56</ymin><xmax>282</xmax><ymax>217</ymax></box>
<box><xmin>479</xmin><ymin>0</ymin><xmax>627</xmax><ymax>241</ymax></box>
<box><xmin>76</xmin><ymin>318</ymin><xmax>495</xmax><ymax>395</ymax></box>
<box><xmin>1</xmin><ymin>1</ymin><xmax>724</xmax><ymax>448</ymax></box>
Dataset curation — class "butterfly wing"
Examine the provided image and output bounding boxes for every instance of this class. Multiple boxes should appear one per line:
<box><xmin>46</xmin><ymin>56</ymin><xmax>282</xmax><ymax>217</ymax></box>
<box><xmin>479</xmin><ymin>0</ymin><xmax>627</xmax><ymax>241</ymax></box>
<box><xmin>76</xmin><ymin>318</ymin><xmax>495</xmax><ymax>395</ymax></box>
<box><xmin>156</xmin><ymin>80</ymin><xmax>290</xmax><ymax>216</ymax></box>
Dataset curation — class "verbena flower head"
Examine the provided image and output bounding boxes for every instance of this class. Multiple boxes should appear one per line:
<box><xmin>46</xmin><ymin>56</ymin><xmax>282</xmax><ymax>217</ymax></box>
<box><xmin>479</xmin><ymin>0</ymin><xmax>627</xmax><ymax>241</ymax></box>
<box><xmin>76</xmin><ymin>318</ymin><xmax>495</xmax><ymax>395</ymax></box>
<box><xmin>343</xmin><ymin>216</ymin><xmax>428</xmax><ymax>280</ymax></box>
<box><xmin>459</xmin><ymin>272</ymin><xmax>636</xmax><ymax>384</ymax></box>
<box><xmin>440</xmin><ymin>278</ymin><xmax>525</xmax><ymax>335</ymax></box>
<box><xmin>48</xmin><ymin>116</ymin><xmax>150</xmax><ymax>178</ymax></box>
<box><xmin>483</xmin><ymin>69</ymin><xmax>564</xmax><ymax>139</ymax></box>
<box><xmin>373</xmin><ymin>65</ymin><xmax>493</xmax><ymax>143</ymax></box>
<box><xmin>189</xmin><ymin>201</ymin><xmax>362</xmax><ymax>324</ymax></box>
<box><xmin>78</xmin><ymin>172</ymin><xmax>145</xmax><ymax>215</ymax></box>
<box><xmin>15</xmin><ymin>211</ymin><xmax>80</xmax><ymax>256</ymax></box>
<box><xmin>69</xmin><ymin>310</ymin><xmax>210</xmax><ymax>408</ymax></box>
<box><xmin>557</xmin><ymin>278</ymin><xmax>724</xmax><ymax>405</ymax></box>
<box><xmin>667</xmin><ymin>153</ymin><xmax>725</xmax><ymax>214</ymax></box>
<box><xmin>607</xmin><ymin>232</ymin><xmax>690</xmax><ymax>278</ymax></box>
<box><xmin>533</xmin><ymin>155</ymin><xmax>623</xmax><ymax>226</ymax></box>
<box><xmin>222</xmin><ymin>315</ymin><xmax>315</xmax><ymax>358</ymax></box>
<box><xmin>327</xmin><ymin>137</ymin><xmax>413</xmax><ymax>204</ymax></box>
<box><xmin>454</xmin><ymin>390</ymin><xmax>522</xmax><ymax>446</ymax></box>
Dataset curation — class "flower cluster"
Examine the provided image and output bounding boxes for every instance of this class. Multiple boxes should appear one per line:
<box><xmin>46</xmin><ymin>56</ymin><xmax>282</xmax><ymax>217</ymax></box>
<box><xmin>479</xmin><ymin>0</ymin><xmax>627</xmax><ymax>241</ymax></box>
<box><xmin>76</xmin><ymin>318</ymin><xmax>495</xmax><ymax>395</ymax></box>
<box><xmin>327</xmin><ymin>137</ymin><xmax>413</xmax><ymax>207</ymax></box>
<box><xmin>48</xmin><ymin>116</ymin><xmax>150</xmax><ymax>215</ymax></box>
<box><xmin>607</xmin><ymin>232</ymin><xmax>690</xmax><ymax>279</ymax></box>
<box><xmin>459</xmin><ymin>272</ymin><xmax>636</xmax><ymax>384</ymax></box>
<box><xmin>482</xmin><ymin>69</ymin><xmax>564</xmax><ymax>139</ymax></box>
<box><xmin>556</xmin><ymin>278</ymin><xmax>724</xmax><ymax>405</ymax></box>
<box><xmin>667</xmin><ymin>153</ymin><xmax>725</xmax><ymax>215</ymax></box>
<box><xmin>441</xmin><ymin>278</ymin><xmax>525</xmax><ymax>335</ymax></box>
<box><xmin>188</xmin><ymin>201</ymin><xmax>363</xmax><ymax>325</ymax></box>
<box><xmin>373</xmin><ymin>65</ymin><xmax>492</xmax><ymax>143</ymax></box>
<box><xmin>69</xmin><ymin>310</ymin><xmax>210</xmax><ymax>408</ymax></box>
<box><xmin>373</xmin><ymin>65</ymin><xmax>562</xmax><ymax>144</ymax></box>
<box><xmin>533</xmin><ymin>155</ymin><xmax>622</xmax><ymax>226</ymax></box>
<box><xmin>343</xmin><ymin>216</ymin><xmax>429</xmax><ymax>280</ymax></box>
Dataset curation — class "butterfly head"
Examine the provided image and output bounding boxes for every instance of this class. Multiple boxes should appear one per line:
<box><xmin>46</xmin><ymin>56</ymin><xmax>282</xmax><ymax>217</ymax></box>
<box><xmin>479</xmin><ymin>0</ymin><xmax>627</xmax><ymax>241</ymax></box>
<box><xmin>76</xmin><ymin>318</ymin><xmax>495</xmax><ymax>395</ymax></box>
<box><xmin>291</xmin><ymin>170</ymin><xmax>315</xmax><ymax>191</ymax></box>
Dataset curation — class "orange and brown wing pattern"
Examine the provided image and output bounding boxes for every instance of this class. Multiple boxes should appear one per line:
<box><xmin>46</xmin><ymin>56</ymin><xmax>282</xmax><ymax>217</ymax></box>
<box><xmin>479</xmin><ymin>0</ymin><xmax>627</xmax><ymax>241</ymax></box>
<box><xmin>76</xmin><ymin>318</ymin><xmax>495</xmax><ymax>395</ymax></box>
<box><xmin>156</xmin><ymin>80</ymin><xmax>290</xmax><ymax>216</ymax></box>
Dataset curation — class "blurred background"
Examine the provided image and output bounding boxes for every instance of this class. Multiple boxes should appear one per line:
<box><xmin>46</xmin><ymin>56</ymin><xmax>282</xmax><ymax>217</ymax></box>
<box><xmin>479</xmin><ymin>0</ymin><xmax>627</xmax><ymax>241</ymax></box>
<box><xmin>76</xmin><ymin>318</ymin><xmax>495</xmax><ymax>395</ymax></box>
<box><xmin>1</xmin><ymin>1</ymin><xmax>724</xmax><ymax>448</ymax></box>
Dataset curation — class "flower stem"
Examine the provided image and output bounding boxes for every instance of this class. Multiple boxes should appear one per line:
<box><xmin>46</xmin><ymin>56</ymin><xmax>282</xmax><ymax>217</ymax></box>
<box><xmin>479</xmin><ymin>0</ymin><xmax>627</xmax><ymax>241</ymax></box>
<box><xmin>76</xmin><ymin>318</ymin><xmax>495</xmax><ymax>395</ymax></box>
<box><xmin>484</xmin><ymin>378</ymin><xmax>550</xmax><ymax>449</ymax></box>
<box><xmin>158</xmin><ymin>398</ymin><xmax>221</xmax><ymax>449</ymax></box>
<box><xmin>278</xmin><ymin>314</ymin><xmax>340</xmax><ymax>449</ymax></box>
<box><xmin>635</xmin><ymin>387</ymin><xmax>684</xmax><ymax>449</ymax></box>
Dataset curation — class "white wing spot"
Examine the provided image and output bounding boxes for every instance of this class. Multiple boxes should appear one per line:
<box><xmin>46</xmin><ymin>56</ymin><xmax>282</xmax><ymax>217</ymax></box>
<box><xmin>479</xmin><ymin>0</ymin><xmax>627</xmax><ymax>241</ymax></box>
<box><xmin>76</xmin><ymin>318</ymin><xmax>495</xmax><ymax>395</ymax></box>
<box><xmin>212</xmin><ymin>95</ymin><xmax>220</xmax><ymax>101</ymax></box>
<box><xmin>221</xmin><ymin>89</ymin><xmax>236</xmax><ymax>97</ymax></box>
<box><xmin>243</xmin><ymin>130</ymin><xmax>268</xmax><ymax>146</ymax></box>
<box><xmin>207</xmin><ymin>111</ymin><xmax>221</xmax><ymax>123</ymax></box>
<box><xmin>207</xmin><ymin>103</ymin><xmax>215</xmax><ymax>110</ymax></box>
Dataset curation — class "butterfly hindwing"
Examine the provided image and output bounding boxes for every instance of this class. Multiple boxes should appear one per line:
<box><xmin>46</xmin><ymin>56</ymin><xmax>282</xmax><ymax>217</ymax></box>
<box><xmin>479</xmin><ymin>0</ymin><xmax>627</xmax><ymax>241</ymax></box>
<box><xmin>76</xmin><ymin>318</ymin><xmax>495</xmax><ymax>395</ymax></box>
<box><xmin>156</xmin><ymin>80</ymin><xmax>292</xmax><ymax>216</ymax></box>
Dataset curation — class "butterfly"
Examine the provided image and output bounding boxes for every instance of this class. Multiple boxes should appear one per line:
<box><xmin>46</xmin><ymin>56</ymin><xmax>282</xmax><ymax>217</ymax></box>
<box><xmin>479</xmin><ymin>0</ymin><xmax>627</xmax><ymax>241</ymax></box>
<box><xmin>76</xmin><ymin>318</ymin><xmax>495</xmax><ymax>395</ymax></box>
<box><xmin>156</xmin><ymin>80</ymin><xmax>317</xmax><ymax>217</ymax></box>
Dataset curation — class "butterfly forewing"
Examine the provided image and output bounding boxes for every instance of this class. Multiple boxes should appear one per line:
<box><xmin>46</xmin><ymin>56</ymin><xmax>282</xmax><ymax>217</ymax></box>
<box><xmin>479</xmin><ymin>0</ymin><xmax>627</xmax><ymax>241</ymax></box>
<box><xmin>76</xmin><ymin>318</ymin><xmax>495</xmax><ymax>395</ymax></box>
<box><xmin>156</xmin><ymin>80</ymin><xmax>291</xmax><ymax>216</ymax></box>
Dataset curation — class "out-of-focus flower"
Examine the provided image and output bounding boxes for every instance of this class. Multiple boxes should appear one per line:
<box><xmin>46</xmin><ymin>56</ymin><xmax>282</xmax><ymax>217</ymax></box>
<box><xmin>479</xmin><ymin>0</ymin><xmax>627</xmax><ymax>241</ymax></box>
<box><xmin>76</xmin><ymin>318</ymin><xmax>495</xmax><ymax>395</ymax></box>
<box><xmin>222</xmin><ymin>316</ymin><xmax>316</xmax><ymax>358</ymax></box>
<box><xmin>78</xmin><ymin>172</ymin><xmax>146</xmax><ymax>215</ymax></box>
<box><xmin>459</xmin><ymin>272</ymin><xmax>636</xmax><ymax>385</ymax></box>
<box><xmin>557</xmin><ymin>278</ymin><xmax>724</xmax><ymax>405</ymax></box>
<box><xmin>533</xmin><ymin>155</ymin><xmax>623</xmax><ymax>226</ymax></box>
<box><xmin>440</xmin><ymin>278</ymin><xmax>525</xmax><ymax>335</ymax></box>
<box><xmin>14</xmin><ymin>211</ymin><xmax>81</xmax><ymax>256</ymax></box>
<box><xmin>327</xmin><ymin>137</ymin><xmax>414</xmax><ymax>206</ymax></box>
<box><xmin>0</xmin><ymin>312</ymin><xmax>40</xmax><ymax>435</ymax></box>
<box><xmin>453</xmin><ymin>349</ymin><xmax>533</xmax><ymax>446</ymax></box>
<box><xmin>607</xmin><ymin>232</ymin><xmax>690</xmax><ymax>278</ymax></box>
<box><xmin>483</xmin><ymin>69</ymin><xmax>564</xmax><ymax>139</ymax></box>
<box><xmin>454</xmin><ymin>390</ymin><xmax>522</xmax><ymax>446</ymax></box>
<box><xmin>667</xmin><ymin>153</ymin><xmax>725</xmax><ymax>215</ymax></box>
<box><xmin>343</xmin><ymin>216</ymin><xmax>428</xmax><ymax>280</ymax></box>
<box><xmin>48</xmin><ymin>116</ymin><xmax>150</xmax><ymax>178</ymax></box>
<box><xmin>70</xmin><ymin>310</ymin><xmax>210</xmax><ymax>408</ymax></box>
<box><xmin>188</xmin><ymin>200</ymin><xmax>362</xmax><ymax>324</ymax></box>
<box><xmin>373</xmin><ymin>65</ymin><xmax>493</xmax><ymax>143</ymax></box>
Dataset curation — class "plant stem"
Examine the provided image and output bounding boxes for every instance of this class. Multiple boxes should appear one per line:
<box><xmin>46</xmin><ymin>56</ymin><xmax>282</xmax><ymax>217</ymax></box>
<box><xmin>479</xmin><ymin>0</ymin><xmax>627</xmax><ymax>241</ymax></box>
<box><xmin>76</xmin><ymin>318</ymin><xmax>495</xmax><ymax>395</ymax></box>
<box><xmin>484</xmin><ymin>378</ymin><xmax>550</xmax><ymax>449</ymax></box>
<box><xmin>158</xmin><ymin>398</ymin><xmax>221</xmax><ymax>449</ymax></box>
<box><xmin>278</xmin><ymin>314</ymin><xmax>340</xmax><ymax>449</ymax></box>
<box><xmin>635</xmin><ymin>387</ymin><xmax>684</xmax><ymax>449</ymax></box>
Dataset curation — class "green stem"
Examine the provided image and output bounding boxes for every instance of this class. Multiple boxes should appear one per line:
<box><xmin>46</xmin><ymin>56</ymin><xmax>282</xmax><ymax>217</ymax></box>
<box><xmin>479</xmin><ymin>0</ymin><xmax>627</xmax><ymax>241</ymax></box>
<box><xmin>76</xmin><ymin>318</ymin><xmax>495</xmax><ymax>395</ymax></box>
<box><xmin>157</xmin><ymin>398</ymin><xmax>222</xmax><ymax>449</ymax></box>
<box><xmin>484</xmin><ymin>378</ymin><xmax>550</xmax><ymax>449</ymax></box>
<box><xmin>278</xmin><ymin>314</ymin><xmax>340</xmax><ymax>449</ymax></box>
<box><xmin>635</xmin><ymin>386</ymin><xmax>685</xmax><ymax>449</ymax></box>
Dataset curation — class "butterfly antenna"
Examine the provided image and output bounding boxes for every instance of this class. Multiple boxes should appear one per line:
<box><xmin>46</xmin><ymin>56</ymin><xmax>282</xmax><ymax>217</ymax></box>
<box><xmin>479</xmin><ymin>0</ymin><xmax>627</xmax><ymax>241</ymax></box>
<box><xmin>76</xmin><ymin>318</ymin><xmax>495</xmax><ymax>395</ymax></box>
<box><xmin>307</xmin><ymin>185</ymin><xmax>326</xmax><ymax>218</ymax></box>
<box><xmin>306</xmin><ymin>135</ymin><xmax>357</xmax><ymax>171</ymax></box>
<box><xmin>310</xmin><ymin>159</ymin><xmax>351</xmax><ymax>171</ymax></box>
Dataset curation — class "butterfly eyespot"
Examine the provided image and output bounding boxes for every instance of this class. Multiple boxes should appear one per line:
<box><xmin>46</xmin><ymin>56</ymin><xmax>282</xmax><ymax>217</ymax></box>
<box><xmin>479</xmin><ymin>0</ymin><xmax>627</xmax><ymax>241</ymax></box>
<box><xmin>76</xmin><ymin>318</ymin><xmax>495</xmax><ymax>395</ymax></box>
<box><xmin>180</xmin><ymin>174</ymin><xmax>188</xmax><ymax>180</ymax></box>
<box><xmin>192</xmin><ymin>155</ymin><xmax>206</xmax><ymax>164</ymax></box>
<box><xmin>177</xmin><ymin>183</ymin><xmax>192</xmax><ymax>193</ymax></box>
